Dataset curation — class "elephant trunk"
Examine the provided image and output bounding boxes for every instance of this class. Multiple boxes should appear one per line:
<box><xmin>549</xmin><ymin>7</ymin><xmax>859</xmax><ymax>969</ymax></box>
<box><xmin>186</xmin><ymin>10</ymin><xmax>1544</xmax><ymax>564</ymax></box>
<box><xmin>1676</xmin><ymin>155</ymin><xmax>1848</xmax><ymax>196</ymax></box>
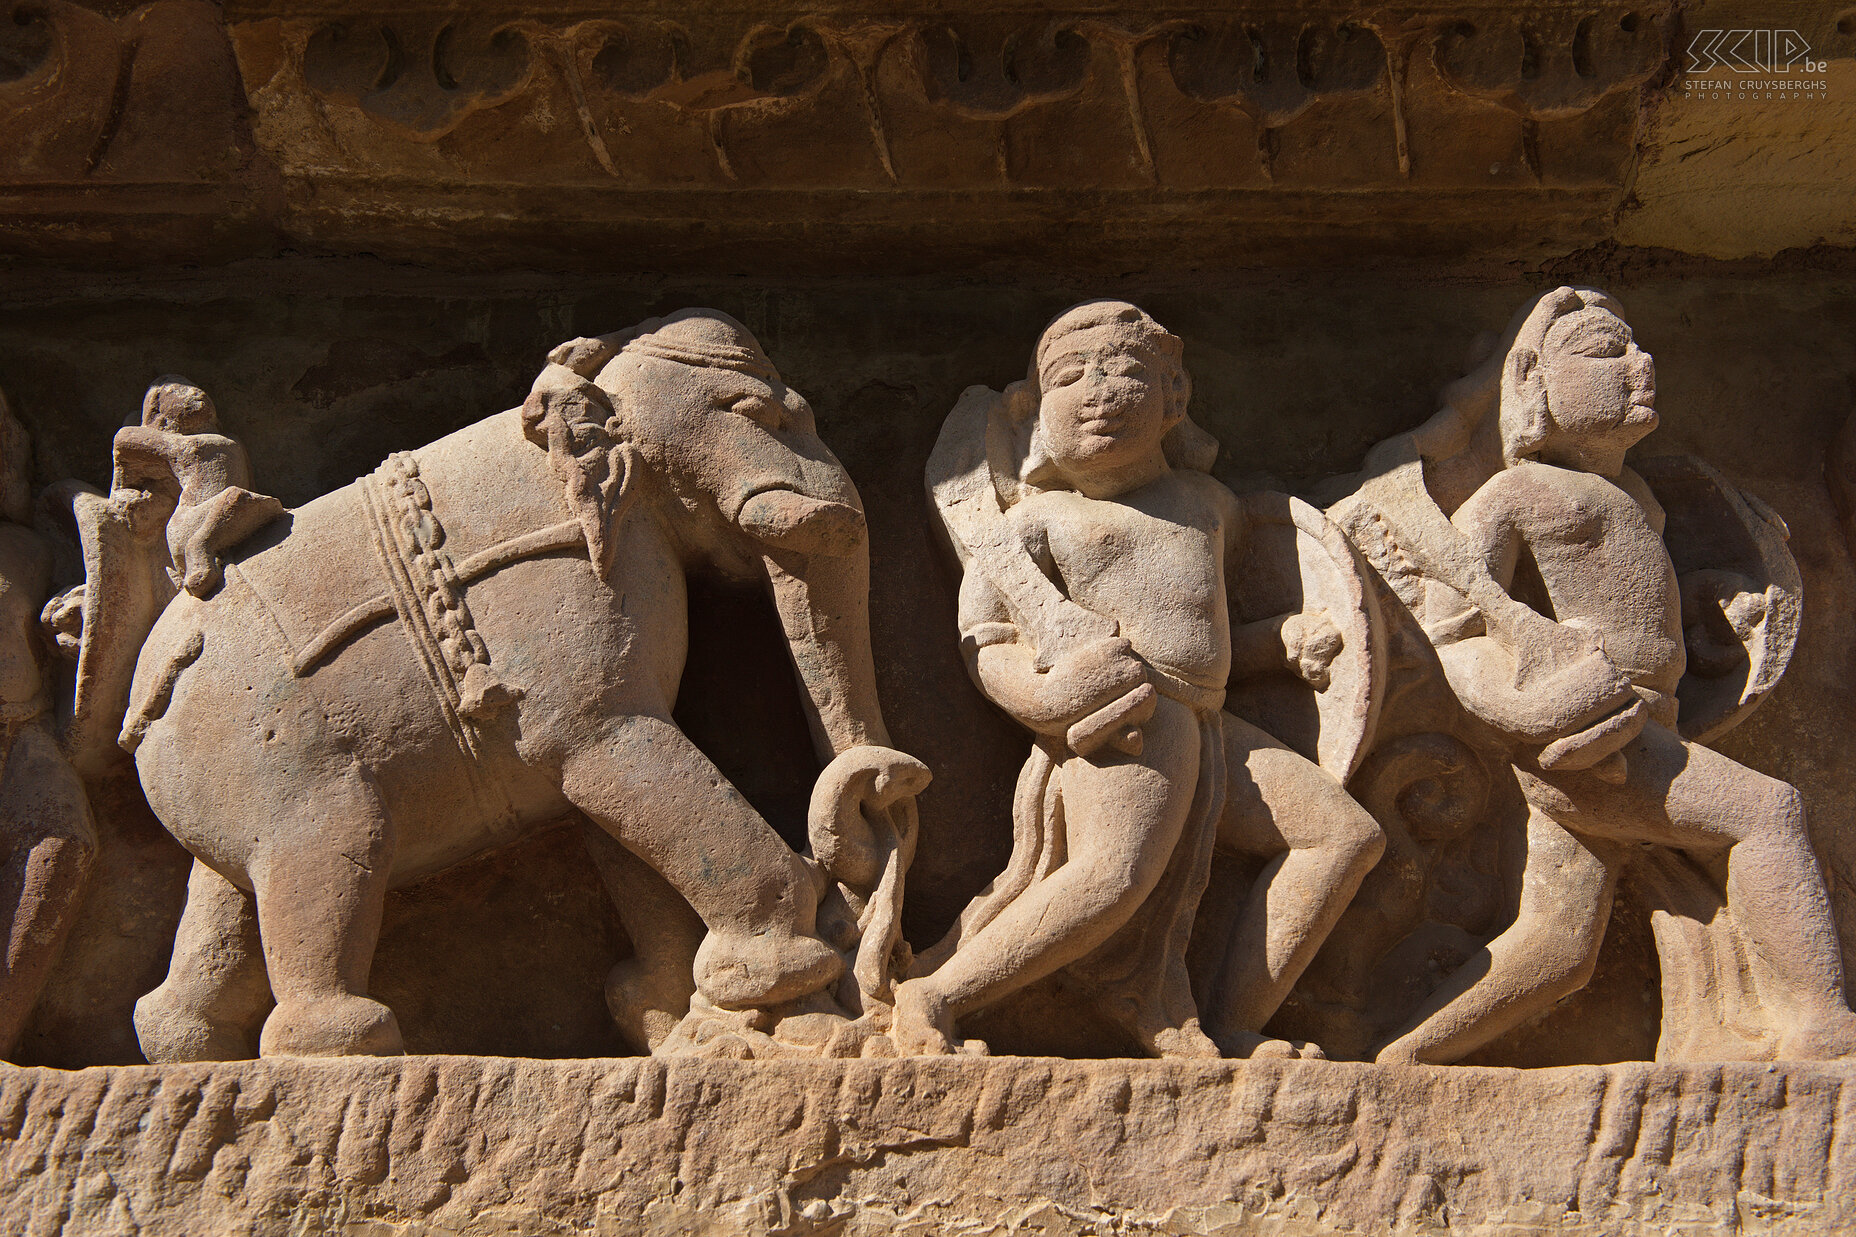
<box><xmin>761</xmin><ymin>532</ymin><xmax>892</xmax><ymax>762</ymax></box>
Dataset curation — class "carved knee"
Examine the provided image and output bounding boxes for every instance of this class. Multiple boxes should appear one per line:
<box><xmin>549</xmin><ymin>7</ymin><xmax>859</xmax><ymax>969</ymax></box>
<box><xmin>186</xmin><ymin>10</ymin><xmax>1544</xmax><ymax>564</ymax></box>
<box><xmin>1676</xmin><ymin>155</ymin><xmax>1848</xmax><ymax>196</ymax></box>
<box><xmin>1327</xmin><ymin>805</ymin><xmax>1387</xmax><ymax>875</ymax></box>
<box><xmin>1525</xmin><ymin>915</ymin><xmax>1606</xmax><ymax>998</ymax></box>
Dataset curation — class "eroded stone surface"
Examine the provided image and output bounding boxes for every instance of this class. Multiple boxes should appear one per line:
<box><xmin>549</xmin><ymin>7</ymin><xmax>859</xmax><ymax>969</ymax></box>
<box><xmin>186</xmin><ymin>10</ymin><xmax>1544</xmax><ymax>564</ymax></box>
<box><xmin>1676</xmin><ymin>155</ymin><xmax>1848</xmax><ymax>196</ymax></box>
<box><xmin>20</xmin><ymin>0</ymin><xmax>1833</xmax><ymax>269</ymax></box>
<box><xmin>2</xmin><ymin>1056</ymin><xmax>1850</xmax><ymax>1235</ymax></box>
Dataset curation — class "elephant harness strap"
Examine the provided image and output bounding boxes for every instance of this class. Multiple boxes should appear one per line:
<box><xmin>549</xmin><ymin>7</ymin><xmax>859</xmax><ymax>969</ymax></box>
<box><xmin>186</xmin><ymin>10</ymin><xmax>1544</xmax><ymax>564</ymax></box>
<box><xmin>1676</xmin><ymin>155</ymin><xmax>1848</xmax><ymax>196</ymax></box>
<box><xmin>293</xmin><ymin>451</ymin><xmax>586</xmax><ymax>758</ymax></box>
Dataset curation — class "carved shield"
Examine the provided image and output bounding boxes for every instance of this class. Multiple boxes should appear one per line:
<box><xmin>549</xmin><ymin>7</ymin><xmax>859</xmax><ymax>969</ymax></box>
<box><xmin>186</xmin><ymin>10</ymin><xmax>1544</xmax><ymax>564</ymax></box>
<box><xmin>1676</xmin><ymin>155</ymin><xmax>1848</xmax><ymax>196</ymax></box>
<box><xmin>1225</xmin><ymin>492</ymin><xmax>1387</xmax><ymax>781</ymax></box>
<box><xmin>36</xmin><ymin>481</ymin><xmax>176</xmax><ymax>779</ymax></box>
<box><xmin>1635</xmin><ymin>453</ymin><xmax>1802</xmax><ymax>745</ymax></box>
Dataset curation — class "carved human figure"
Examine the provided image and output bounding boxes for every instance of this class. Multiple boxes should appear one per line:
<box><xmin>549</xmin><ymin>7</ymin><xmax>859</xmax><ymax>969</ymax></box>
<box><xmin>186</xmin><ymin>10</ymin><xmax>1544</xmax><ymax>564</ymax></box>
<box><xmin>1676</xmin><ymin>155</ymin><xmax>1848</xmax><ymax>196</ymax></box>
<box><xmin>0</xmin><ymin>393</ymin><xmax>96</xmax><ymax>1058</ymax></box>
<box><xmin>109</xmin><ymin>376</ymin><xmax>284</xmax><ymax>599</ymax></box>
<box><xmin>900</xmin><ymin>301</ymin><xmax>1383</xmax><ymax>1058</ymax></box>
<box><xmin>1367</xmin><ymin>287</ymin><xmax>1856</xmax><ymax>1064</ymax></box>
<box><xmin>126</xmin><ymin>311</ymin><xmax>924</xmax><ymax>1060</ymax></box>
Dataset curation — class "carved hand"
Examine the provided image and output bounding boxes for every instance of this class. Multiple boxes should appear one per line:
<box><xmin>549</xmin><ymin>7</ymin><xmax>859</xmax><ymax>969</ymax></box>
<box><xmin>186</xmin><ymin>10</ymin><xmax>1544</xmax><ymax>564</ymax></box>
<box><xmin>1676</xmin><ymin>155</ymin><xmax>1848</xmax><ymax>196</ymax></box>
<box><xmin>977</xmin><ymin>635</ymin><xmax>1148</xmax><ymax>736</ymax></box>
<box><xmin>1282</xmin><ymin>609</ymin><xmax>1343</xmax><ymax>690</ymax></box>
<box><xmin>39</xmin><ymin>585</ymin><xmax>84</xmax><ymax>660</ymax></box>
<box><xmin>1037</xmin><ymin>637</ymin><xmax>1150</xmax><ymax>728</ymax></box>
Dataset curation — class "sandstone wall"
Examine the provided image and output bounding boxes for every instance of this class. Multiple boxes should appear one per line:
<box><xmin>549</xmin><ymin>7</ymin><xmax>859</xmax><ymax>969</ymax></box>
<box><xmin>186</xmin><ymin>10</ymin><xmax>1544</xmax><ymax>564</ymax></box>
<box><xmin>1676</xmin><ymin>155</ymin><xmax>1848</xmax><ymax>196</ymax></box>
<box><xmin>4</xmin><ymin>1055</ymin><xmax>1850</xmax><ymax>1235</ymax></box>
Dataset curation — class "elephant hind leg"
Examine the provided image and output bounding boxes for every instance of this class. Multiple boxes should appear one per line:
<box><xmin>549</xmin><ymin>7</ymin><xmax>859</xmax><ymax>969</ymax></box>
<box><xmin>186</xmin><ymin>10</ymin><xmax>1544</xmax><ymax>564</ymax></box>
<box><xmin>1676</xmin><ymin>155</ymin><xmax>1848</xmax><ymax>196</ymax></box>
<box><xmin>252</xmin><ymin>770</ymin><xmax>403</xmax><ymax>1058</ymax></box>
<box><xmin>135</xmin><ymin>859</ymin><xmax>271</xmax><ymax>1062</ymax></box>
<box><xmin>583</xmin><ymin>823</ymin><xmax>703</xmax><ymax>1053</ymax></box>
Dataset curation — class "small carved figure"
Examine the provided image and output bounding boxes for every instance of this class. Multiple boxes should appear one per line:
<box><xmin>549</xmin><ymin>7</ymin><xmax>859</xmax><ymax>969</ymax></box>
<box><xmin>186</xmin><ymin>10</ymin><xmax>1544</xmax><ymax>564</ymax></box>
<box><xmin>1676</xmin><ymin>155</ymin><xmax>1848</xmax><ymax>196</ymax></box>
<box><xmin>109</xmin><ymin>376</ymin><xmax>284</xmax><ymax>599</ymax></box>
<box><xmin>1355</xmin><ymin>287</ymin><xmax>1856</xmax><ymax>1064</ymax></box>
<box><xmin>0</xmin><ymin>392</ymin><xmax>97</xmax><ymax>1058</ymax></box>
<box><xmin>902</xmin><ymin>301</ymin><xmax>1384</xmax><ymax>1059</ymax></box>
<box><xmin>125</xmin><ymin>311</ymin><xmax>925</xmax><ymax>1060</ymax></box>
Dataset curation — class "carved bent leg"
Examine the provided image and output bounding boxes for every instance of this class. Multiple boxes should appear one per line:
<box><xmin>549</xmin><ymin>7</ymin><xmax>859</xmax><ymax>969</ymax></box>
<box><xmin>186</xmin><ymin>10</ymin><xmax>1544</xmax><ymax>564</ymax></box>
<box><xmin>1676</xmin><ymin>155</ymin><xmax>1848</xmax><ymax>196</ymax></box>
<box><xmin>893</xmin><ymin>695</ymin><xmax>1203</xmax><ymax>1055</ymax></box>
<box><xmin>252</xmin><ymin>769</ymin><xmax>402</xmax><ymax>1057</ymax></box>
<box><xmin>562</xmin><ymin>714</ymin><xmax>839</xmax><ymax>1013</ymax></box>
<box><xmin>175</xmin><ymin>487</ymin><xmax>286</xmax><ymax>598</ymax></box>
<box><xmin>0</xmin><ymin>725</ymin><xmax>98</xmax><ymax>1059</ymax></box>
<box><xmin>1536</xmin><ymin>721</ymin><xmax>1856</xmax><ymax>1059</ymax></box>
<box><xmin>1376</xmin><ymin>804</ymin><xmax>1619</xmax><ymax>1065</ymax></box>
<box><xmin>1203</xmin><ymin>714</ymin><xmax>1385</xmax><ymax>1059</ymax></box>
<box><xmin>134</xmin><ymin>859</ymin><xmax>271</xmax><ymax>1062</ymax></box>
<box><xmin>581</xmin><ymin>822</ymin><xmax>705</xmax><ymax>1053</ymax></box>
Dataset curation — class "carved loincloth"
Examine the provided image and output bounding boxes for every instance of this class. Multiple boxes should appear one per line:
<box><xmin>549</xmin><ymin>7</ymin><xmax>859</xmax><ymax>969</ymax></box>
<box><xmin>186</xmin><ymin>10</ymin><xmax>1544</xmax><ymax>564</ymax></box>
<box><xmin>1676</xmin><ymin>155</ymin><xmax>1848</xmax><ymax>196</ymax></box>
<box><xmin>921</xmin><ymin>673</ymin><xmax>1228</xmax><ymax>1056</ymax></box>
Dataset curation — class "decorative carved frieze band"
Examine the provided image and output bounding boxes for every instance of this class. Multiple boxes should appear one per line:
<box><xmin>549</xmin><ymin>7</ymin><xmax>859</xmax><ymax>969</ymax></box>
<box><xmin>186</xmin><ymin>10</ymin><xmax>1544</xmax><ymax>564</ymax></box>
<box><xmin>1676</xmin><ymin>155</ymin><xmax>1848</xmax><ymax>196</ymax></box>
<box><xmin>227</xmin><ymin>5</ymin><xmax>1674</xmax><ymax>190</ymax></box>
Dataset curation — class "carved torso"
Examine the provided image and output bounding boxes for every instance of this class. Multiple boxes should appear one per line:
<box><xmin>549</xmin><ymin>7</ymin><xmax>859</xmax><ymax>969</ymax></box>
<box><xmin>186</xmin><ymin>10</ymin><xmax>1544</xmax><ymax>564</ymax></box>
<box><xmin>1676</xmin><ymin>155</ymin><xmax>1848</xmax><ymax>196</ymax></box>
<box><xmin>1014</xmin><ymin>471</ymin><xmax>1234</xmax><ymax>689</ymax></box>
<box><xmin>1456</xmin><ymin>460</ymin><xmax>1685</xmax><ymax>698</ymax></box>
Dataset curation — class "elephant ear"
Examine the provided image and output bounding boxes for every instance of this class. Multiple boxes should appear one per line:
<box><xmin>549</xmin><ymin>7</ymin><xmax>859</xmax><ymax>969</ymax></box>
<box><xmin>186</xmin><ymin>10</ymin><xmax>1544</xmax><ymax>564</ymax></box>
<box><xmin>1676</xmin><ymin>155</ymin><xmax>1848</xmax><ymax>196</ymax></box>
<box><xmin>521</xmin><ymin>337</ymin><xmax>639</xmax><ymax>579</ymax></box>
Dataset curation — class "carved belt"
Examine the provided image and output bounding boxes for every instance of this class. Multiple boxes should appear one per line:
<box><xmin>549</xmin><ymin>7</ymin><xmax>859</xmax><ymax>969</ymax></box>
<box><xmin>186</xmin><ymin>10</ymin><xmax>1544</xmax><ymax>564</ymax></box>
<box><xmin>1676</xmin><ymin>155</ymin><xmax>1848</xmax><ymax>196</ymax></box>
<box><xmin>293</xmin><ymin>451</ymin><xmax>584</xmax><ymax>758</ymax></box>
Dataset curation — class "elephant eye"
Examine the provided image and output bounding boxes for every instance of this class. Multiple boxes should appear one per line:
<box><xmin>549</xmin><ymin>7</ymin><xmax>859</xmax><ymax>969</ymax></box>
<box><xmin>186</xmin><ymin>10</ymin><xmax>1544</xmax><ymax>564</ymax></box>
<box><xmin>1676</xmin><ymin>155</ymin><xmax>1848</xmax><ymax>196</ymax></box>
<box><xmin>729</xmin><ymin>393</ymin><xmax>785</xmax><ymax>428</ymax></box>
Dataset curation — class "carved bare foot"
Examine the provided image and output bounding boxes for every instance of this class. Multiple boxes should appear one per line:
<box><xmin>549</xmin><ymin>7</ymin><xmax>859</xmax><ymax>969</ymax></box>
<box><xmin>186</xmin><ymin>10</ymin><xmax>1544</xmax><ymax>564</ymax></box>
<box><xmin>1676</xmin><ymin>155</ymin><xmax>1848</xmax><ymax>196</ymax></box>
<box><xmin>1146</xmin><ymin>1022</ymin><xmax>1222</xmax><ymax>1060</ymax></box>
<box><xmin>182</xmin><ymin>556</ymin><xmax>226</xmax><ymax>599</ymax></box>
<box><xmin>1778</xmin><ymin>1012</ymin><xmax>1856</xmax><ymax>1061</ymax></box>
<box><xmin>259</xmin><ymin>995</ymin><xmax>403</xmax><ymax>1058</ymax></box>
<box><xmin>1374</xmin><ymin>1036</ymin><xmax>1426</xmax><ymax>1067</ymax></box>
<box><xmin>1212</xmin><ymin>1027</ymin><xmax>1304</xmax><ymax>1060</ymax></box>
<box><xmin>890</xmin><ymin>978</ymin><xmax>959</xmax><ymax>1056</ymax></box>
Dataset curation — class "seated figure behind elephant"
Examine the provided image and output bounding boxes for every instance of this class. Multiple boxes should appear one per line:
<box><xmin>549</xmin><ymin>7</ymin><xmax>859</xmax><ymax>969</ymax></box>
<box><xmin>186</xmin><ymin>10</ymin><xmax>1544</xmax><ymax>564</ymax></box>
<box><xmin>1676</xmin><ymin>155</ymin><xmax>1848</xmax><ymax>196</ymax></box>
<box><xmin>128</xmin><ymin>310</ymin><xmax>924</xmax><ymax>1060</ymax></box>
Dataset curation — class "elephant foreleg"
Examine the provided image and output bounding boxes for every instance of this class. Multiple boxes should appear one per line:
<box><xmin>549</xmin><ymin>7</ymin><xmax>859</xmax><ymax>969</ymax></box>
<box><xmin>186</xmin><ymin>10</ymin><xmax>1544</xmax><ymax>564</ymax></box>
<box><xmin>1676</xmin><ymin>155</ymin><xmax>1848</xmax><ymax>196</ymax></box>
<box><xmin>252</xmin><ymin>768</ymin><xmax>403</xmax><ymax>1058</ymax></box>
<box><xmin>563</xmin><ymin>715</ymin><xmax>840</xmax><ymax>1012</ymax></box>
<box><xmin>134</xmin><ymin>859</ymin><xmax>271</xmax><ymax>1062</ymax></box>
<box><xmin>582</xmin><ymin>823</ymin><xmax>704</xmax><ymax>1053</ymax></box>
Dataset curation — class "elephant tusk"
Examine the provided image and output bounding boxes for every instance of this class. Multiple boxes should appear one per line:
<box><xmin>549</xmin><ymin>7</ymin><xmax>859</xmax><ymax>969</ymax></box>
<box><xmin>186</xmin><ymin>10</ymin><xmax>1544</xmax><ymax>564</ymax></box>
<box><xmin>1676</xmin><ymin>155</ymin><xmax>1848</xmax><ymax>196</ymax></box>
<box><xmin>736</xmin><ymin>489</ymin><xmax>865</xmax><ymax>557</ymax></box>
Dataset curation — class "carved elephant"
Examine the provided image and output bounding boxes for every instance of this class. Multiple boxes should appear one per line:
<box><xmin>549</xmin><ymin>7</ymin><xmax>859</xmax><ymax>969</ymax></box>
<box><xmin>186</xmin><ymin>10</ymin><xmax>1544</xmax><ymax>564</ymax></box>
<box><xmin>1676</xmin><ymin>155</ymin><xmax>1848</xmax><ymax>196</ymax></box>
<box><xmin>127</xmin><ymin>310</ymin><xmax>921</xmax><ymax>1060</ymax></box>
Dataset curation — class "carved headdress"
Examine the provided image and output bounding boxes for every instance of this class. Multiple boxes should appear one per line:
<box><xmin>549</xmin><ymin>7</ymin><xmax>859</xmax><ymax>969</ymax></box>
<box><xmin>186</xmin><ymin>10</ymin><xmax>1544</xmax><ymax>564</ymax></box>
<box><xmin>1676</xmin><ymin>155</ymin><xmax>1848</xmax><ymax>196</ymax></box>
<box><xmin>1386</xmin><ymin>285</ymin><xmax>1625</xmax><ymax>479</ymax></box>
<box><xmin>521</xmin><ymin>309</ymin><xmax>774</xmax><ymax>576</ymax></box>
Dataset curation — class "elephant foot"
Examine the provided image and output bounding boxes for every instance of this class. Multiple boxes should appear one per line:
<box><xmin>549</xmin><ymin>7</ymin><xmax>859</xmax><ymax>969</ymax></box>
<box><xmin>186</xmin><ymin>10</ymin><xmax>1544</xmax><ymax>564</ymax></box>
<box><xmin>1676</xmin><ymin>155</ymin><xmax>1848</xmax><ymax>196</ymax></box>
<box><xmin>134</xmin><ymin>986</ymin><xmax>253</xmax><ymax>1063</ymax></box>
<box><xmin>693</xmin><ymin>928</ymin><xmax>842</xmax><ymax>1011</ymax></box>
<box><xmin>259</xmin><ymin>995</ymin><xmax>403</xmax><ymax>1058</ymax></box>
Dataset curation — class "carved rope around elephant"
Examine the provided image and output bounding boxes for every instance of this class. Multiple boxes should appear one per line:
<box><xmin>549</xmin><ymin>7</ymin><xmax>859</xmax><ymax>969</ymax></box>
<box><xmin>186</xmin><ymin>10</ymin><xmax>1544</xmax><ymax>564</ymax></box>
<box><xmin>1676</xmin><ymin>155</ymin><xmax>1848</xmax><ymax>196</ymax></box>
<box><xmin>290</xmin><ymin>451</ymin><xmax>585</xmax><ymax>760</ymax></box>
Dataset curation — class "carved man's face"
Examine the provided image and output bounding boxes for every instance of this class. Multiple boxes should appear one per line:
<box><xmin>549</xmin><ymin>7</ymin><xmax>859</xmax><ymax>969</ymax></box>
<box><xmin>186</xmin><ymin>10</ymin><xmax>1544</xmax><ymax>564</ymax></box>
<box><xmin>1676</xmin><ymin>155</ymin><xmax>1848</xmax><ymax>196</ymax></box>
<box><xmin>147</xmin><ymin>386</ymin><xmax>218</xmax><ymax>435</ymax></box>
<box><xmin>1036</xmin><ymin>327</ymin><xmax>1180</xmax><ymax>484</ymax></box>
<box><xmin>1535</xmin><ymin>308</ymin><xmax>1658</xmax><ymax>475</ymax></box>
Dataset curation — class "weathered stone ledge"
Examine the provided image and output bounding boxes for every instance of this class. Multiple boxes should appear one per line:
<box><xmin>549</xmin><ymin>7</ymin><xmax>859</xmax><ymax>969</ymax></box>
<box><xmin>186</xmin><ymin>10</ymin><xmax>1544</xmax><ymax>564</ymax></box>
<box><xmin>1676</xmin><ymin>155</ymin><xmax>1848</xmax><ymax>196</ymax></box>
<box><xmin>0</xmin><ymin>1055</ymin><xmax>1847</xmax><ymax>1235</ymax></box>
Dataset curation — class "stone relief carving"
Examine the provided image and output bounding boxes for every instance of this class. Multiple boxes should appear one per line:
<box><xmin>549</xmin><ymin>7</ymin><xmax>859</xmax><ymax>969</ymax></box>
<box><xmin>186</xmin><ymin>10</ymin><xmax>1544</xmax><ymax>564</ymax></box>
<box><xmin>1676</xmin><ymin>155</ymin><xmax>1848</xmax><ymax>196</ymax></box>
<box><xmin>902</xmin><ymin>302</ymin><xmax>1386</xmax><ymax>1061</ymax></box>
<box><xmin>233</xmin><ymin>3</ymin><xmax>1673</xmax><ymax>191</ymax></box>
<box><xmin>2</xmin><ymin>291</ymin><xmax>1852</xmax><ymax>1072</ymax></box>
<box><xmin>0</xmin><ymin>0</ymin><xmax>247</xmax><ymax>184</ymax></box>
<box><xmin>20</xmin><ymin>312</ymin><xmax>926</xmax><ymax>1063</ymax></box>
<box><xmin>1323</xmin><ymin>287</ymin><xmax>1852</xmax><ymax>1064</ymax></box>
<box><xmin>0</xmin><ymin>392</ymin><xmax>97</xmax><ymax>1058</ymax></box>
